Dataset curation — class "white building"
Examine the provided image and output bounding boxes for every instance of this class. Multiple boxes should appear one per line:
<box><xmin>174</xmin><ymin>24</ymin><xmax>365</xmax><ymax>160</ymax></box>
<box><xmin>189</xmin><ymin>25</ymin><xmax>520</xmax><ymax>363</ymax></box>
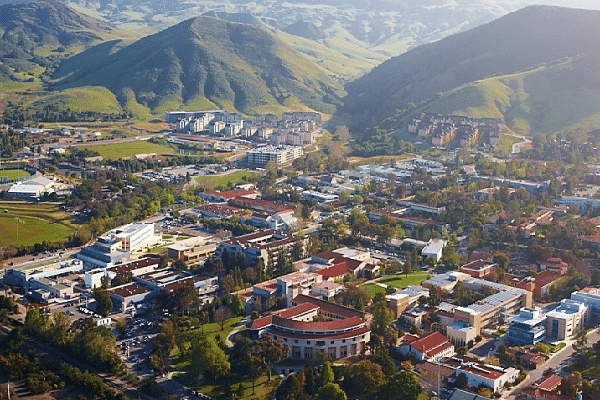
<box><xmin>113</xmin><ymin>223</ymin><xmax>157</xmax><ymax>252</ymax></box>
<box><xmin>421</xmin><ymin>238</ymin><xmax>447</xmax><ymax>262</ymax></box>
<box><xmin>397</xmin><ymin>332</ymin><xmax>455</xmax><ymax>362</ymax></box>
<box><xmin>7</xmin><ymin>176</ymin><xmax>55</xmax><ymax>199</ymax></box>
<box><xmin>455</xmin><ymin>362</ymin><xmax>519</xmax><ymax>393</ymax></box>
<box><xmin>247</xmin><ymin>145</ymin><xmax>303</xmax><ymax>166</ymax></box>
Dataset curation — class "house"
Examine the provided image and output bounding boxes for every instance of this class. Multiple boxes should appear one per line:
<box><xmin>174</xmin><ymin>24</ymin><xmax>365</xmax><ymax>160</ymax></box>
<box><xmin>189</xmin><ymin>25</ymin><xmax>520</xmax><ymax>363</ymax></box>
<box><xmin>421</xmin><ymin>239</ymin><xmax>447</xmax><ymax>262</ymax></box>
<box><xmin>455</xmin><ymin>362</ymin><xmax>519</xmax><ymax>393</ymax></box>
<box><xmin>397</xmin><ymin>331</ymin><xmax>455</xmax><ymax>362</ymax></box>
<box><xmin>521</xmin><ymin>374</ymin><xmax>571</xmax><ymax>400</ymax></box>
<box><xmin>539</xmin><ymin>258</ymin><xmax>569</xmax><ymax>274</ymax></box>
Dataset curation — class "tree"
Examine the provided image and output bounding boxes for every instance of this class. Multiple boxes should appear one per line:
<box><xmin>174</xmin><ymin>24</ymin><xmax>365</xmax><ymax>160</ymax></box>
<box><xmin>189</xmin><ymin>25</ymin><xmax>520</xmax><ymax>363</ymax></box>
<box><xmin>93</xmin><ymin>288</ymin><xmax>113</xmax><ymax>317</ymax></box>
<box><xmin>214</xmin><ymin>306</ymin><xmax>233</xmax><ymax>330</ymax></box>
<box><xmin>316</xmin><ymin>383</ymin><xmax>347</xmax><ymax>400</ymax></box>
<box><xmin>493</xmin><ymin>253</ymin><xmax>509</xmax><ymax>269</ymax></box>
<box><xmin>220</xmin><ymin>274</ymin><xmax>235</xmax><ymax>294</ymax></box>
<box><xmin>560</xmin><ymin>372</ymin><xmax>582</xmax><ymax>397</ymax></box>
<box><xmin>370</xmin><ymin>300</ymin><xmax>395</xmax><ymax>340</ymax></box>
<box><xmin>348</xmin><ymin>359</ymin><xmax>386</xmax><ymax>394</ymax></box>
<box><xmin>276</xmin><ymin>374</ymin><xmax>305</xmax><ymax>400</ymax></box>
<box><xmin>165</xmin><ymin>282</ymin><xmax>198</xmax><ymax>314</ymax></box>
<box><xmin>252</xmin><ymin>338</ymin><xmax>288</xmax><ymax>382</ymax></box>
<box><xmin>378</xmin><ymin>370</ymin><xmax>422</xmax><ymax>400</ymax></box>
<box><xmin>190</xmin><ymin>337</ymin><xmax>230</xmax><ymax>381</ymax></box>
<box><xmin>403</xmin><ymin>252</ymin><xmax>412</xmax><ymax>276</ymax></box>
<box><xmin>322</xmin><ymin>361</ymin><xmax>334</xmax><ymax>385</ymax></box>
<box><xmin>428</xmin><ymin>286</ymin><xmax>440</xmax><ymax>307</ymax></box>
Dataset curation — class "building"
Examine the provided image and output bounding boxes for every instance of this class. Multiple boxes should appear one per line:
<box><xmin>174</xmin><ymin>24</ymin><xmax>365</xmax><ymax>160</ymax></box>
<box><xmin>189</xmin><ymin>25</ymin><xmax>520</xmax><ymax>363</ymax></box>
<box><xmin>7</xmin><ymin>176</ymin><xmax>55</xmax><ymax>199</ymax></box>
<box><xmin>460</xmin><ymin>260</ymin><xmax>497</xmax><ymax>278</ymax></box>
<box><xmin>77</xmin><ymin>236</ymin><xmax>130</xmax><ymax>270</ymax></box>
<box><xmin>84</xmin><ymin>256</ymin><xmax>161</xmax><ymax>289</ymax></box>
<box><xmin>266</xmin><ymin>211</ymin><xmax>298</xmax><ymax>232</ymax></box>
<box><xmin>113</xmin><ymin>223</ymin><xmax>157</xmax><ymax>252</ymax></box>
<box><xmin>167</xmin><ymin>236</ymin><xmax>217</xmax><ymax>262</ymax></box>
<box><xmin>508</xmin><ymin>308</ymin><xmax>546</xmax><ymax>345</ymax></box>
<box><xmin>388</xmin><ymin>293</ymin><xmax>410</xmax><ymax>318</ymax></box>
<box><xmin>424</xmin><ymin>272</ymin><xmax>533</xmax><ymax>335</ymax></box>
<box><xmin>455</xmin><ymin>362</ymin><xmax>519</xmax><ymax>393</ymax></box>
<box><xmin>397</xmin><ymin>332</ymin><xmax>455</xmax><ymax>362</ymax></box>
<box><xmin>539</xmin><ymin>258</ymin><xmax>569</xmax><ymax>274</ymax></box>
<box><xmin>521</xmin><ymin>374</ymin><xmax>572</xmax><ymax>400</ymax></box>
<box><xmin>533</xmin><ymin>271</ymin><xmax>562</xmax><ymax>300</ymax></box>
<box><xmin>447</xmin><ymin>389</ymin><xmax>492</xmax><ymax>400</ymax></box>
<box><xmin>571</xmin><ymin>287</ymin><xmax>600</xmax><ymax>324</ymax></box>
<box><xmin>29</xmin><ymin>276</ymin><xmax>74</xmax><ymax>298</ymax></box>
<box><xmin>421</xmin><ymin>239</ymin><xmax>447</xmax><ymax>262</ymax></box>
<box><xmin>545</xmin><ymin>299</ymin><xmax>588</xmax><ymax>340</ymax></box>
<box><xmin>214</xmin><ymin>230</ymin><xmax>301</xmax><ymax>267</ymax></box>
<box><xmin>247</xmin><ymin>295</ymin><xmax>370</xmax><ymax>360</ymax></box>
<box><xmin>110</xmin><ymin>283</ymin><xmax>157</xmax><ymax>313</ymax></box>
<box><xmin>247</xmin><ymin>145</ymin><xmax>303</xmax><ymax>166</ymax></box>
<box><xmin>191</xmin><ymin>204</ymin><xmax>246</xmax><ymax>221</ymax></box>
<box><xmin>446</xmin><ymin>320</ymin><xmax>477</xmax><ymax>348</ymax></box>
<box><xmin>301</xmin><ymin>190</ymin><xmax>339</xmax><ymax>203</ymax></box>
<box><xmin>199</xmin><ymin>189</ymin><xmax>257</xmax><ymax>203</ymax></box>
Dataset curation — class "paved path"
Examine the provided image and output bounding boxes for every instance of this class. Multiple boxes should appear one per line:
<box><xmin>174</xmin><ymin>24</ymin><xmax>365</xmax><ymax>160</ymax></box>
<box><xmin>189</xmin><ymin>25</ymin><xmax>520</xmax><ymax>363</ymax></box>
<box><xmin>509</xmin><ymin>134</ymin><xmax>532</xmax><ymax>155</ymax></box>
<box><xmin>226</xmin><ymin>317</ymin><xmax>250</xmax><ymax>348</ymax></box>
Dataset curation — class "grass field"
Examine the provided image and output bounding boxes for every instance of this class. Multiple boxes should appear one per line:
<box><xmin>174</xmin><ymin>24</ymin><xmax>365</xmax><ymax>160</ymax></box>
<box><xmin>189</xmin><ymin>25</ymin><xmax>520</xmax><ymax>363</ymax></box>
<box><xmin>494</xmin><ymin>134</ymin><xmax>523</xmax><ymax>156</ymax></box>
<box><xmin>362</xmin><ymin>283</ymin><xmax>387</xmax><ymax>299</ymax></box>
<box><xmin>0</xmin><ymin>169</ymin><xmax>32</xmax><ymax>180</ymax></box>
<box><xmin>195</xmin><ymin>171</ymin><xmax>262</xmax><ymax>190</ymax></box>
<box><xmin>79</xmin><ymin>140</ymin><xmax>175</xmax><ymax>159</ymax></box>
<box><xmin>376</xmin><ymin>272</ymin><xmax>432</xmax><ymax>289</ymax></box>
<box><xmin>0</xmin><ymin>203</ymin><xmax>79</xmax><ymax>246</ymax></box>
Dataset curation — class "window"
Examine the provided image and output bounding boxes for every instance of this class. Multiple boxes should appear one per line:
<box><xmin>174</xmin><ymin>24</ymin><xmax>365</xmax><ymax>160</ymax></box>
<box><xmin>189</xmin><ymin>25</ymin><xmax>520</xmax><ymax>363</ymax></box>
<box><xmin>294</xmin><ymin>339</ymin><xmax>298</xmax><ymax>344</ymax></box>
<box><xmin>342</xmin><ymin>340</ymin><xmax>346</xmax><ymax>343</ymax></box>
<box><xmin>307</xmin><ymin>341</ymin><xmax>311</xmax><ymax>344</ymax></box>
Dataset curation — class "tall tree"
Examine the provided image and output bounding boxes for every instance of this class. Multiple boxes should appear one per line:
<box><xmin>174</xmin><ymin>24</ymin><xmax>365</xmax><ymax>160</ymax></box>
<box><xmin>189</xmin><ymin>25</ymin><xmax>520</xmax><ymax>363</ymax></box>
<box><xmin>379</xmin><ymin>370</ymin><xmax>422</xmax><ymax>400</ymax></box>
<box><xmin>190</xmin><ymin>337</ymin><xmax>230</xmax><ymax>381</ymax></box>
<box><xmin>404</xmin><ymin>251</ymin><xmax>412</xmax><ymax>276</ymax></box>
<box><xmin>93</xmin><ymin>287</ymin><xmax>113</xmax><ymax>317</ymax></box>
<box><xmin>316</xmin><ymin>383</ymin><xmax>347</xmax><ymax>400</ymax></box>
<box><xmin>322</xmin><ymin>361</ymin><xmax>334</xmax><ymax>386</ymax></box>
<box><xmin>252</xmin><ymin>338</ymin><xmax>288</xmax><ymax>382</ymax></box>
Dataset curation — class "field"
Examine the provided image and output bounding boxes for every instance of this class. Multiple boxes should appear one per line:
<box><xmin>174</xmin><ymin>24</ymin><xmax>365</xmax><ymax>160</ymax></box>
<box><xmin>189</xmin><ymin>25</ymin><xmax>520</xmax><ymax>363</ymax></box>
<box><xmin>0</xmin><ymin>203</ymin><xmax>79</xmax><ymax>246</ymax></box>
<box><xmin>362</xmin><ymin>283</ymin><xmax>387</xmax><ymax>299</ymax></box>
<box><xmin>376</xmin><ymin>271</ymin><xmax>432</xmax><ymax>289</ymax></box>
<box><xmin>494</xmin><ymin>134</ymin><xmax>523</xmax><ymax>156</ymax></box>
<box><xmin>0</xmin><ymin>169</ymin><xmax>32</xmax><ymax>180</ymax></box>
<box><xmin>195</xmin><ymin>171</ymin><xmax>262</xmax><ymax>190</ymax></box>
<box><xmin>78</xmin><ymin>140</ymin><xmax>175</xmax><ymax>159</ymax></box>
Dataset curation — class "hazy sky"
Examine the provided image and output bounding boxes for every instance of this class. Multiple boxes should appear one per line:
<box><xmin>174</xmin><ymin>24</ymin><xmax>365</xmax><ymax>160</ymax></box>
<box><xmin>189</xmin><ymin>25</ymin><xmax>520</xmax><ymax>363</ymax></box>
<box><xmin>501</xmin><ymin>0</ymin><xmax>600</xmax><ymax>10</ymax></box>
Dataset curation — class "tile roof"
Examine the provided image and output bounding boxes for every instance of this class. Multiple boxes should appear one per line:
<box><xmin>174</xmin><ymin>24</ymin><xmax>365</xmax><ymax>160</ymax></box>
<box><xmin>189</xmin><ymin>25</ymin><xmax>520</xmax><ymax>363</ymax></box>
<box><xmin>536</xmin><ymin>374</ymin><xmax>563</xmax><ymax>392</ymax></box>
<box><xmin>460</xmin><ymin>364</ymin><xmax>503</xmax><ymax>379</ymax></box>
<box><xmin>267</xmin><ymin>325</ymin><xmax>369</xmax><ymax>340</ymax></box>
<box><xmin>277</xmin><ymin>302</ymin><xmax>319</xmax><ymax>319</ymax></box>
<box><xmin>293</xmin><ymin>294</ymin><xmax>365</xmax><ymax>319</ymax></box>
<box><xmin>409</xmin><ymin>332</ymin><xmax>453</xmax><ymax>356</ymax></box>
<box><xmin>272</xmin><ymin>315</ymin><xmax>364</xmax><ymax>332</ymax></box>
<box><xmin>535</xmin><ymin>271</ymin><xmax>562</xmax><ymax>287</ymax></box>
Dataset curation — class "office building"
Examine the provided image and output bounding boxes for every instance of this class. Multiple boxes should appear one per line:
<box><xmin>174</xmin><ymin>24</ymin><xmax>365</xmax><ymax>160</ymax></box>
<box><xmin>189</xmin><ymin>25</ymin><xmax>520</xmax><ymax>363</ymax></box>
<box><xmin>508</xmin><ymin>308</ymin><xmax>546</xmax><ymax>345</ymax></box>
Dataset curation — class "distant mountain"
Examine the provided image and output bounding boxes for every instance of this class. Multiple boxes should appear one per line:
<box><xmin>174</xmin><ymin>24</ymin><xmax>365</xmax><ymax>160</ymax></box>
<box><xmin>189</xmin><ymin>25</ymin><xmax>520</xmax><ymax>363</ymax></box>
<box><xmin>53</xmin><ymin>0</ymin><xmax>520</xmax><ymax>79</ymax></box>
<box><xmin>340</xmin><ymin>6</ymin><xmax>600</xmax><ymax>135</ymax></box>
<box><xmin>52</xmin><ymin>16</ymin><xmax>345</xmax><ymax>115</ymax></box>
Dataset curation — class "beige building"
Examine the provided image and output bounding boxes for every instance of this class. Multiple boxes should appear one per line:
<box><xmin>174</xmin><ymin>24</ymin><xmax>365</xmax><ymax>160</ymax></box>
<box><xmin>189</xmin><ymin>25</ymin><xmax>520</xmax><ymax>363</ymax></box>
<box><xmin>446</xmin><ymin>320</ymin><xmax>477</xmax><ymax>348</ymax></box>
<box><xmin>545</xmin><ymin>299</ymin><xmax>588</xmax><ymax>340</ymax></box>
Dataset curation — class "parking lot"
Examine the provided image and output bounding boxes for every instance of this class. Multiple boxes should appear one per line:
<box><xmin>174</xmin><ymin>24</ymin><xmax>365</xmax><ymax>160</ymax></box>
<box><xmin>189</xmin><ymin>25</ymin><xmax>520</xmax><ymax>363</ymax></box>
<box><xmin>118</xmin><ymin>318</ymin><xmax>160</xmax><ymax>377</ymax></box>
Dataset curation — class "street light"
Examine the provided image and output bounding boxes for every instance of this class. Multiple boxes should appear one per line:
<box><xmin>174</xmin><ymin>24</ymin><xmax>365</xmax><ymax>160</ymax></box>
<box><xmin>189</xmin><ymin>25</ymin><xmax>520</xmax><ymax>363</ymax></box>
<box><xmin>14</xmin><ymin>217</ymin><xmax>24</xmax><ymax>246</ymax></box>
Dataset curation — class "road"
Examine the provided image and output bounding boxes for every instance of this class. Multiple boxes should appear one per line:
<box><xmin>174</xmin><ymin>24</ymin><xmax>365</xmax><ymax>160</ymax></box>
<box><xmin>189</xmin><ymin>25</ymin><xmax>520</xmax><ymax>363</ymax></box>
<box><xmin>509</xmin><ymin>135</ymin><xmax>532</xmax><ymax>155</ymax></box>
<box><xmin>504</xmin><ymin>328</ymin><xmax>600</xmax><ymax>399</ymax></box>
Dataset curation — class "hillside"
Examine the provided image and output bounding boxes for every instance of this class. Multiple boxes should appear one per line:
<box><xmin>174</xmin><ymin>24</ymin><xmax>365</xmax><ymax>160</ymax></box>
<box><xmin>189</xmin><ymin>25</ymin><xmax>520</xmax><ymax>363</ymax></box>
<box><xmin>51</xmin><ymin>16</ymin><xmax>346</xmax><ymax>115</ymax></box>
<box><xmin>0</xmin><ymin>0</ymin><xmax>133</xmax><ymax>84</ymax></box>
<box><xmin>403</xmin><ymin>53</ymin><xmax>600</xmax><ymax>137</ymax></box>
<box><xmin>341</xmin><ymin>6</ymin><xmax>600</xmax><ymax>134</ymax></box>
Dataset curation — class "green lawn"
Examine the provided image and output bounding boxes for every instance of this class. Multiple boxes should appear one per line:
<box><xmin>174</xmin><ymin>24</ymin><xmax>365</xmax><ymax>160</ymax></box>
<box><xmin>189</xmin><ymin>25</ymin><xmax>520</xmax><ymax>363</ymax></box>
<box><xmin>377</xmin><ymin>272</ymin><xmax>432</xmax><ymax>289</ymax></box>
<box><xmin>362</xmin><ymin>283</ymin><xmax>387</xmax><ymax>299</ymax></box>
<box><xmin>195</xmin><ymin>373</ymin><xmax>280</xmax><ymax>400</ymax></box>
<box><xmin>195</xmin><ymin>171</ymin><xmax>262</xmax><ymax>190</ymax></box>
<box><xmin>78</xmin><ymin>140</ymin><xmax>175</xmax><ymax>159</ymax></box>
<box><xmin>0</xmin><ymin>203</ymin><xmax>79</xmax><ymax>246</ymax></box>
<box><xmin>0</xmin><ymin>169</ymin><xmax>32</xmax><ymax>180</ymax></box>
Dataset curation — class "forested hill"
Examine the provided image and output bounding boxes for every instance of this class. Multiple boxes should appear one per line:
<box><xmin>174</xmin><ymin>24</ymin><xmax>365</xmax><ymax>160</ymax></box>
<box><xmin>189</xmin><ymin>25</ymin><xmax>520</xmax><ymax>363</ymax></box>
<box><xmin>52</xmin><ymin>16</ymin><xmax>345</xmax><ymax>115</ymax></box>
<box><xmin>340</xmin><ymin>6</ymin><xmax>600</xmax><ymax>132</ymax></box>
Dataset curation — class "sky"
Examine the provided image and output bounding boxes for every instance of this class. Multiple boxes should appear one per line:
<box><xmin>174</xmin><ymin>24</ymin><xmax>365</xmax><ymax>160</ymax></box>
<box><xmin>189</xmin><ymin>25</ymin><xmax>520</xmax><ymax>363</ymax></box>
<box><xmin>500</xmin><ymin>0</ymin><xmax>600</xmax><ymax>9</ymax></box>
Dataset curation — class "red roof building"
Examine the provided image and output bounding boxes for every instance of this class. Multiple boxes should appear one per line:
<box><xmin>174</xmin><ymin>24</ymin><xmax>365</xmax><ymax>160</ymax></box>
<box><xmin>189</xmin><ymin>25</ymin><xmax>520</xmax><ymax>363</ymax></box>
<box><xmin>533</xmin><ymin>271</ymin><xmax>562</xmax><ymax>300</ymax></box>
<box><xmin>398</xmin><ymin>331</ymin><xmax>455</xmax><ymax>362</ymax></box>
<box><xmin>247</xmin><ymin>294</ymin><xmax>370</xmax><ymax>360</ymax></box>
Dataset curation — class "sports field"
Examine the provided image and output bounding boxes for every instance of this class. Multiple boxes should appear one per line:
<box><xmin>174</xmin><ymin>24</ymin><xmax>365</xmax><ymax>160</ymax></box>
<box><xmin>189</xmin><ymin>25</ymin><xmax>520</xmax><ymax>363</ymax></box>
<box><xmin>0</xmin><ymin>203</ymin><xmax>78</xmax><ymax>246</ymax></box>
<box><xmin>0</xmin><ymin>169</ymin><xmax>32</xmax><ymax>180</ymax></box>
<box><xmin>79</xmin><ymin>140</ymin><xmax>175</xmax><ymax>159</ymax></box>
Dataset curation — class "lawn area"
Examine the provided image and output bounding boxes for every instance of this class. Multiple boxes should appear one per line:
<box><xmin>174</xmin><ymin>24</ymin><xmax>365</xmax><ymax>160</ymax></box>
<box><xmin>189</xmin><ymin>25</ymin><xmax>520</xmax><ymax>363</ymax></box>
<box><xmin>0</xmin><ymin>169</ymin><xmax>33</xmax><ymax>180</ymax></box>
<box><xmin>195</xmin><ymin>373</ymin><xmax>280</xmax><ymax>400</ymax></box>
<box><xmin>195</xmin><ymin>171</ymin><xmax>262</xmax><ymax>190</ymax></box>
<box><xmin>362</xmin><ymin>283</ymin><xmax>387</xmax><ymax>299</ymax></box>
<box><xmin>78</xmin><ymin>140</ymin><xmax>175</xmax><ymax>159</ymax></box>
<box><xmin>0</xmin><ymin>203</ymin><xmax>79</xmax><ymax>246</ymax></box>
<box><xmin>377</xmin><ymin>272</ymin><xmax>432</xmax><ymax>289</ymax></box>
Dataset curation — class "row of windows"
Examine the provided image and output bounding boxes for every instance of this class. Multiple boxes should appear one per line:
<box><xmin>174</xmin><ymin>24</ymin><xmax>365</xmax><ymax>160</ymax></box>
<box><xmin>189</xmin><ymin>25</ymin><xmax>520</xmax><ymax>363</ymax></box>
<box><xmin>272</xmin><ymin>334</ymin><xmax>366</xmax><ymax>345</ymax></box>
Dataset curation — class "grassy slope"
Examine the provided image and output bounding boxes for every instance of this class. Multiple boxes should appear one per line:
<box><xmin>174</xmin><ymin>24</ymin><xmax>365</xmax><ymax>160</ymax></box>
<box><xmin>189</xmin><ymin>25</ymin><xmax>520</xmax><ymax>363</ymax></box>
<box><xmin>420</xmin><ymin>57</ymin><xmax>600</xmax><ymax>136</ymax></box>
<box><xmin>28</xmin><ymin>86</ymin><xmax>122</xmax><ymax>114</ymax></box>
<box><xmin>195</xmin><ymin>171</ymin><xmax>262</xmax><ymax>190</ymax></box>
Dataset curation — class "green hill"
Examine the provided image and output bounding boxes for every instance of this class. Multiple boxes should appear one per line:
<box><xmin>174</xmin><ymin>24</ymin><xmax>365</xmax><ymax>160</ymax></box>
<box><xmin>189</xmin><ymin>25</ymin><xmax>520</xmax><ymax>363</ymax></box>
<box><xmin>340</xmin><ymin>6</ymin><xmax>600</xmax><ymax>134</ymax></box>
<box><xmin>51</xmin><ymin>16</ymin><xmax>346</xmax><ymax>116</ymax></box>
<box><xmin>410</xmin><ymin>53</ymin><xmax>600</xmax><ymax>136</ymax></box>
